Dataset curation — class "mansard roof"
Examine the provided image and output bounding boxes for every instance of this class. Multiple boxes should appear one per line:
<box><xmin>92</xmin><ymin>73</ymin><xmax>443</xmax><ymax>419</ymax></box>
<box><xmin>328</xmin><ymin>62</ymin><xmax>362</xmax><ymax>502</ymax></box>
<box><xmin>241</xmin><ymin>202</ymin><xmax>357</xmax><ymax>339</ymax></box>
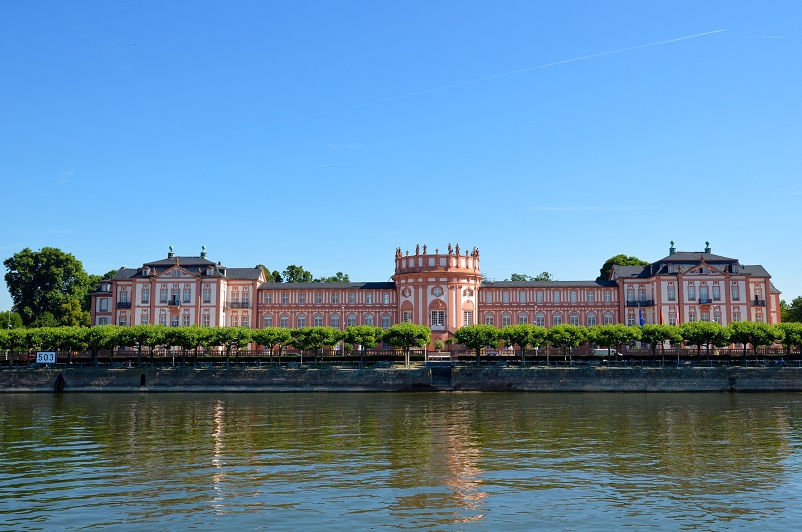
<box><xmin>259</xmin><ymin>281</ymin><xmax>396</xmax><ymax>290</ymax></box>
<box><xmin>655</xmin><ymin>251</ymin><xmax>737</xmax><ymax>263</ymax></box>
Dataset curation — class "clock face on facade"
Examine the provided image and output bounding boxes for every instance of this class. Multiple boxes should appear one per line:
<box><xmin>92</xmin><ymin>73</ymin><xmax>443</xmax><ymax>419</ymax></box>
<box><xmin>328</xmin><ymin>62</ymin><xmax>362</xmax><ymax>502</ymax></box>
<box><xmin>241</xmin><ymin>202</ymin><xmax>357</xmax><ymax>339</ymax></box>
<box><xmin>432</xmin><ymin>287</ymin><xmax>444</xmax><ymax>297</ymax></box>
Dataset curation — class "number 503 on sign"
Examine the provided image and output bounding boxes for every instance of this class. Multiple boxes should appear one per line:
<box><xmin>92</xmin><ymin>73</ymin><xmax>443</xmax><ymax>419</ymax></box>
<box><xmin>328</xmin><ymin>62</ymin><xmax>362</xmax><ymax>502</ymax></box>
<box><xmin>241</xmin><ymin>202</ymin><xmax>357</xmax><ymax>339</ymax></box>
<box><xmin>36</xmin><ymin>351</ymin><xmax>56</xmax><ymax>364</ymax></box>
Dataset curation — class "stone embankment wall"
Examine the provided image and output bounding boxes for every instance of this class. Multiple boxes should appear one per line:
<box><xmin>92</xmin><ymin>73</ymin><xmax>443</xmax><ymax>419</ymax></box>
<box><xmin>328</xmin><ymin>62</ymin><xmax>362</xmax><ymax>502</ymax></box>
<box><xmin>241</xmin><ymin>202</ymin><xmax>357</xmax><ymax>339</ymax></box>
<box><xmin>1</xmin><ymin>366</ymin><xmax>801</xmax><ymax>393</ymax></box>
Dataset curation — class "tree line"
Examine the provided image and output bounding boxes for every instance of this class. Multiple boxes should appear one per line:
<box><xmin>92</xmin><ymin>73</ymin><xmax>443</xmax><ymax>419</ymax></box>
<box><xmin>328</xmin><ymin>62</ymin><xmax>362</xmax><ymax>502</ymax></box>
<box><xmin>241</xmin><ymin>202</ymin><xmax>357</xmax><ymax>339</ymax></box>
<box><xmin>3</xmin><ymin>321</ymin><xmax>802</xmax><ymax>368</ymax></box>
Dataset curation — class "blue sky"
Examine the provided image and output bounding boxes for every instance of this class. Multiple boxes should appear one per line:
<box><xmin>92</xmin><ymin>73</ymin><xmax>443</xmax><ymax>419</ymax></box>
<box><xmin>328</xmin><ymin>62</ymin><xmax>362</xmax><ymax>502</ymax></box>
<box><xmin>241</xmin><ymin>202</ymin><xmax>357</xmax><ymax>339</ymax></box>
<box><xmin>1</xmin><ymin>1</ymin><xmax>800</xmax><ymax>311</ymax></box>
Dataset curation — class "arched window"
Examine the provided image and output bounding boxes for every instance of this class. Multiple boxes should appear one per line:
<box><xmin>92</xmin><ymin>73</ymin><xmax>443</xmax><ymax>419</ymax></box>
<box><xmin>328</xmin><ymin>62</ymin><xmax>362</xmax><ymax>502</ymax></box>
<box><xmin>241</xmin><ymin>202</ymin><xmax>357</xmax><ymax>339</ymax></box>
<box><xmin>519</xmin><ymin>313</ymin><xmax>528</xmax><ymax>325</ymax></box>
<box><xmin>553</xmin><ymin>313</ymin><xmax>563</xmax><ymax>326</ymax></box>
<box><xmin>587</xmin><ymin>312</ymin><xmax>596</xmax><ymax>327</ymax></box>
<box><xmin>535</xmin><ymin>312</ymin><xmax>545</xmax><ymax>327</ymax></box>
<box><xmin>604</xmin><ymin>312</ymin><xmax>613</xmax><ymax>325</ymax></box>
<box><xmin>381</xmin><ymin>314</ymin><xmax>391</xmax><ymax>328</ymax></box>
<box><xmin>314</xmin><ymin>314</ymin><xmax>323</xmax><ymax>327</ymax></box>
<box><xmin>485</xmin><ymin>313</ymin><xmax>494</xmax><ymax>326</ymax></box>
<box><xmin>501</xmin><ymin>313</ymin><xmax>511</xmax><ymax>327</ymax></box>
<box><xmin>365</xmin><ymin>313</ymin><xmax>374</xmax><ymax>326</ymax></box>
<box><xmin>330</xmin><ymin>313</ymin><xmax>340</xmax><ymax>329</ymax></box>
<box><xmin>280</xmin><ymin>314</ymin><xmax>289</xmax><ymax>328</ymax></box>
<box><xmin>570</xmin><ymin>312</ymin><xmax>579</xmax><ymax>326</ymax></box>
<box><xmin>297</xmin><ymin>313</ymin><xmax>307</xmax><ymax>327</ymax></box>
<box><xmin>347</xmin><ymin>313</ymin><xmax>357</xmax><ymax>327</ymax></box>
<box><xmin>263</xmin><ymin>314</ymin><xmax>273</xmax><ymax>328</ymax></box>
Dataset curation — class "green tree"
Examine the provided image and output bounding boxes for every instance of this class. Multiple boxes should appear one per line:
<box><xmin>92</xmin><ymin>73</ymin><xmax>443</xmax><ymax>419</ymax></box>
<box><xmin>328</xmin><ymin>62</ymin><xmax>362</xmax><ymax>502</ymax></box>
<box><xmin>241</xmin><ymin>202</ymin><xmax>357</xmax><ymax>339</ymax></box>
<box><xmin>290</xmin><ymin>326</ymin><xmax>341</xmax><ymax>366</ymax></box>
<box><xmin>4</xmin><ymin>247</ymin><xmax>92</xmax><ymax>326</ymax></box>
<box><xmin>509</xmin><ymin>272</ymin><xmax>553</xmax><ymax>282</ymax></box>
<box><xmin>259</xmin><ymin>265</ymin><xmax>283</xmax><ymax>283</ymax></box>
<box><xmin>777</xmin><ymin>322</ymin><xmax>802</xmax><ymax>356</ymax></box>
<box><xmin>383</xmin><ymin>323</ymin><xmax>431</xmax><ymax>367</ymax></box>
<box><xmin>597</xmin><ymin>254</ymin><xmax>649</xmax><ymax>281</ymax></box>
<box><xmin>501</xmin><ymin>324</ymin><xmax>547</xmax><ymax>366</ymax></box>
<box><xmin>679</xmin><ymin>322</ymin><xmax>729</xmax><ymax>357</ymax></box>
<box><xmin>455</xmin><ymin>324</ymin><xmax>500</xmax><ymax>364</ymax></box>
<box><xmin>282</xmin><ymin>265</ymin><xmax>313</xmax><ymax>283</ymax></box>
<box><xmin>59</xmin><ymin>299</ymin><xmax>90</xmax><ymax>327</ymax></box>
<box><xmin>209</xmin><ymin>327</ymin><xmax>251</xmax><ymax>365</ymax></box>
<box><xmin>0</xmin><ymin>311</ymin><xmax>23</xmax><ymax>329</ymax></box>
<box><xmin>343</xmin><ymin>325</ymin><xmax>384</xmax><ymax>367</ymax></box>
<box><xmin>727</xmin><ymin>321</ymin><xmax>780</xmax><ymax>359</ymax></box>
<box><xmin>118</xmin><ymin>324</ymin><xmax>160</xmax><ymax>366</ymax></box>
<box><xmin>85</xmin><ymin>325</ymin><xmax>121</xmax><ymax>367</ymax></box>
<box><xmin>781</xmin><ymin>296</ymin><xmax>802</xmax><ymax>323</ymax></box>
<box><xmin>588</xmin><ymin>324</ymin><xmax>642</xmax><ymax>358</ymax></box>
<box><xmin>251</xmin><ymin>327</ymin><xmax>293</xmax><ymax>364</ymax></box>
<box><xmin>639</xmin><ymin>324</ymin><xmax>683</xmax><ymax>359</ymax></box>
<box><xmin>315</xmin><ymin>272</ymin><xmax>351</xmax><ymax>283</ymax></box>
<box><xmin>547</xmin><ymin>324</ymin><xmax>588</xmax><ymax>357</ymax></box>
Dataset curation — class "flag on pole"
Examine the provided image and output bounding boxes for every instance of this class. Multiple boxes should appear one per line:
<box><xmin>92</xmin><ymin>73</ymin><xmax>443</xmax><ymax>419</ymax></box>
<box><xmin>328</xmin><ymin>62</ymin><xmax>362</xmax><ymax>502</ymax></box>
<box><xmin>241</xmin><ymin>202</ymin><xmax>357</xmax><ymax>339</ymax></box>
<box><xmin>660</xmin><ymin>309</ymin><xmax>665</xmax><ymax>325</ymax></box>
<box><xmin>638</xmin><ymin>304</ymin><xmax>645</xmax><ymax>326</ymax></box>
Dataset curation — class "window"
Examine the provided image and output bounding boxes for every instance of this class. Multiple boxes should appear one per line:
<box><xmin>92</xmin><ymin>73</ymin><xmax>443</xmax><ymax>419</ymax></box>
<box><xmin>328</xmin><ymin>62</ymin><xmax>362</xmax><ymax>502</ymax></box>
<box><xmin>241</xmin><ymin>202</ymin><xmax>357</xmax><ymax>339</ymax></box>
<box><xmin>627</xmin><ymin>289</ymin><xmax>635</xmax><ymax>302</ymax></box>
<box><xmin>518</xmin><ymin>313</ymin><xmax>528</xmax><ymax>325</ymax></box>
<box><xmin>627</xmin><ymin>314</ymin><xmax>635</xmax><ymax>326</ymax></box>
<box><xmin>553</xmin><ymin>313</ymin><xmax>562</xmax><ymax>326</ymax></box>
<box><xmin>119</xmin><ymin>316</ymin><xmax>127</xmax><ymax>326</ymax></box>
<box><xmin>732</xmin><ymin>286</ymin><xmax>740</xmax><ymax>301</ymax></box>
<box><xmin>182</xmin><ymin>315</ymin><xmax>190</xmax><ymax>326</ymax></box>
<box><xmin>280</xmin><ymin>314</ymin><xmax>289</xmax><ymax>328</ymax></box>
<box><xmin>332</xmin><ymin>293</ymin><xmax>339</xmax><ymax>305</ymax></box>
<box><xmin>243</xmin><ymin>292</ymin><xmax>249</xmax><ymax>306</ymax></box>
<box><xmin>638</xmin><ymin>289</ymin><xmax>646</xmax><ymax>302</ymax></box>
<box><xmin>485</xmin><ymin>313</ymin><xmax>494</xmax><ymax>326</ymax></box>
<box><xmin>383</xmin><ymin>293</ymin><xmax>390</xmax><ymax>304</ymax></box>
<box><xmin>699</xmin><ymin>286</ymin><xmax>709</xmax><ymax>301</ymax></box>
<box><xmin>688</xmin><ymin>286</ymin><xmax>696</xmax><ymax>300</ymax></box>
<box><xmin>331</xmin><ymin>314</ymin><xmax>340</xmax><ymax>328</ymax></box>
<box><xmin>502</xmin><ymin>292</ymin><xmax>509</xmax><ymax>304</ymax></box>
<box><xmin>604</xmin><ymin>312</ymin><xmax>613</xmax><ymax>325</ymax></box>
<box><xmin>100</xmin><ymin>299</ymin><xmax>108</xmax><ymax>311</ymax></box>
<box><xmin>587</xmin><ymin>292</ymin><xmax>595</xmax><ymax>304</ymax></box>
<box><xmin>159</xmin><ymin>315</ymin><xmax>167</xmax><ymax>325</ymax></box>
<box><xmin>536</xmin><ymin>292</ymin><xmax>543</xmax><ymax>304</ymax></box>
<box><xmin>173</xmin><ymin>270</ymin><xmax>180</xmax><ymax>277</ymax></box>
<box><xmin>713</xmin><ymin>286</ymin><xmax>721</xmax><ymax>301</ymax></box>
<box><xmin>160</xmin><ymin>289</ymin><xmax>168</xmax><ymax>303</ymax></box>
<box><xmin>553</xmin><ymin>292</ymin><xmax>561</xmax><ymax>304</ymax></box>
<box><xmin>348</xmin><ymin>293</ymin><xmax>355</xmax><ymax>304</ymax></box>
<box><xmin>315</xmin><ymin>293</ymin><xmax>322</xmax><ymax>304</ymax></box>
<box><xmin>241</xmin><ymin>317</ymin><xmax>249</xmax><ymax>328</ymax></box>
<box><xmin>365</xmin><ymin>313</ymin><xmax>374</xmax><ymax>326</ymax></box>
<box><xmin>297</xmin><ymin>314</ymin><xmax>306</xmax><ymax>327</ymax></box>
<box><xmin>119</xmin><ymin>290</ymin><xmax>128</xmax><ymax>303</ymax></box>
<box><xmin>701</xmin><ymin>312</ymin><xmax>709</xmax><ymax>322</ymax></box>
<box><xmin>669</xmin><ymin>313</ymin><xmax>676</xmax><ymax>325</ymax></box>
<box><xmin>202</xmin><ymin>315</ymin><xmax>210</xmax><ymax>327</ymax></box>
<box><xmin>203</xmin><ymin>288</ymin><xmax>211</xmax><ymax>303</ymax></box>
<box><xmin>366</xmin><ymin>294</ymin><xmax>373</xmax><ymax>304</ymax></box>
<box><xmin>99</xmin><ymin>317</ymin><xmax>108</xmax><ymax>325</ymax></box>
<box><xmin>402</xmin><ymin>311</ymin><xmax>412</xmax><ymax>323</ymax></box>
<box><xmin>347</xmin><ymin>313</ymin><xmax>357</xmax><ymax>327</ymax></box>
<box><xmin>141</xmin><ymin>314</ymin><xmax>150</xmax><ymax>325</ymax></box>
<box><xmin>519</xmin><ymin>292</ymin><xmax>526</xmax><ymax>304</ymax></box>
<box><xmin>142</xmin><ymin>288</ymin><xmax>150</xmax><ymax>304</ymax></box>
<box><xmin>264</xmin><ymin>314</ymin><xmax>273</xmax><ymax>327</ymax></box>
<box><xmin>570</xmin><ymin>312</ymin><xmax>579</xmax><ymax>326</ymax></box>
<box><xmin>501</xmin><ymin>313</ymin><xmax>511</xmax><ymax>327</ymax></box>
<box><xmin>298</xmin><ymin>293</ymin><xmax>306</xmax><ymax>305</ymax></box>
<box><xmin>689</xmin><ymin>312</ymin><xmax>696</xmax><ymax>322</ymax></box>
<box><xmin>183</xmin><ymin>288</ymin><xmax>191</xmax><ymax>303</ymax></box>
<box><xmin>733</xmin><ymin>312</ymin><xmax>740</xmax><ymax>322</ymax></box>
<box><xmin>587</xmin><ymin>312</ymin><xmax>596</xmax><ymax>327</ymax></box>
<box><xmin>713</xmin><ymin>312</ymin><xmax>721</xmax><ymax>324</ymax></box>
<box><xmin>314</xmin><ymin>314</ymin><xmax>323</xmax><ymax>327</ymax></box>
<box><xmin>281</xmin><ymin>293</ymin><xmax>288</xmax><ymax>304</ymax></box>
<box><xmin>430</xmin><ymin>310</ymin><xmax>445</xmax><ymax>327</ymax></box>
<box><xmin>381</xmin><ymin>314</ymin><xmax>391</xmax><ymax>328</ymax></box>
<box><xmin>536</xmin><ymin>313</ymin><xmax>545</xmax><ymax>327</ymax></box>
<box><xmin>485</xmin><ymin>292</ymin><xmax>493</xmax><ymax>303</ymax></box>
<box><xmin>432</xmin><ymin>287</ymin><xmax>443</xmax><ymax>297</ymax></box>
<box><xmin>667</xmin><ymin>286</ymin><xmax>675</xmax><ymax>301</ymax></box>
<box><xmin>171</xmin><ymin>289</ymin><xmax>180</xmax><ymax>305</ymax></box>
<box><xmin>756</xmin><ymin>313</ymin><xmax>764</xmax><ymax>323</ymax></box>
<box><xmin>171</xmin><ymin>315</ymin><xmax>179</xmax><ymax>327</ymax></box>
<box><xmin>231</xmin><ymin>316</ymin><xmax>238</xmax><ymax>327</ymax></box>
<box><xmin>463</xmin><ymin>311</ymin><xmax>473</xmax><ymax>326</ymax></box>
<box><xmin>604</xmin><ymin>292</ymin><xmax>611</xmax><ymax>303</ymax></box>
<box><xmin>265</xmin><ymin>293</ymin><xmax>272</xmax><ymax>304</ymax></box>
<box><xmin>570</xmin><ymin>291</ymin><xmax>577</xmax><ymax>303</ymax></box>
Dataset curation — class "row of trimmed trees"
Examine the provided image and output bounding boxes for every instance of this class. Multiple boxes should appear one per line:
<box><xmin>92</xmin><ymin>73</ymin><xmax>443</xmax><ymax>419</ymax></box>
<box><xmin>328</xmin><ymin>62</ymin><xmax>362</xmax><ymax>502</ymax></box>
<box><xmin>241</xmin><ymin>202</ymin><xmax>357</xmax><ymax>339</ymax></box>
<box><xmin>0</xmin><ymin>323</ymin><xmax>432</xmax><ymax>367</ymax></box>
<box><xmin>3</xmin><ymin>321</ymin><xmax>802</xmax><ymax>367</ymax></box>
<box><xmin>455</xmin><ymin>322</ymin><xmax>802</xmax><ymax>364</ymax></box>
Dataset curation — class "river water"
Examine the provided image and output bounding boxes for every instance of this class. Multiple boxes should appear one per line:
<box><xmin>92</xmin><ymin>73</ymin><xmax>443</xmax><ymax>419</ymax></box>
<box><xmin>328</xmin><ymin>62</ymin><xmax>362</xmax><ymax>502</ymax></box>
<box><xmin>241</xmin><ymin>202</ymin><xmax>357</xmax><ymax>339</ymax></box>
<box><xmin>2</xmin><ymin>392</ymin><xmax>802</xmax><ymax>530</ymax></box>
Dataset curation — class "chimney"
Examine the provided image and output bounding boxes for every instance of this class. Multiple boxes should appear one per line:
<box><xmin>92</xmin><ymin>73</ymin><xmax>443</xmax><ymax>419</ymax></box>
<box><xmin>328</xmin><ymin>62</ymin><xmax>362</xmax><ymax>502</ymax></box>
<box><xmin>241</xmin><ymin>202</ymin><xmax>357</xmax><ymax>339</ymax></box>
<box><xmin>669</xmin><ymin>241</ymin><xmax>676</xmax><ymax>255</ymax></box>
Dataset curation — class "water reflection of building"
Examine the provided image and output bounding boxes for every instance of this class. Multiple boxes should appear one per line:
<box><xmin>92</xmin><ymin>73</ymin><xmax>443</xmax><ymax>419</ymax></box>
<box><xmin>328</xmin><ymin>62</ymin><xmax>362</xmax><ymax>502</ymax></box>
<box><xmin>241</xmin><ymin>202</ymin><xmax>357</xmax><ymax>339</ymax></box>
<box><xmin>91</xmin><ymin>242</ymin><xmax>781</xmax><ymax>342</ymax></box>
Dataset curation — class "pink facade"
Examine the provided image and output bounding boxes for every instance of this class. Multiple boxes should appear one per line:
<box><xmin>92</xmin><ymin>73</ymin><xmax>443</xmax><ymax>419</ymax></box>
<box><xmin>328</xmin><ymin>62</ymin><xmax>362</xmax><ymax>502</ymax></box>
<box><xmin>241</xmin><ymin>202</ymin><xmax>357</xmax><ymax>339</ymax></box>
<box><xmin>91</xmin><ymin>243</ymin><xmax>782</xmax><ymax>334</ymax></box>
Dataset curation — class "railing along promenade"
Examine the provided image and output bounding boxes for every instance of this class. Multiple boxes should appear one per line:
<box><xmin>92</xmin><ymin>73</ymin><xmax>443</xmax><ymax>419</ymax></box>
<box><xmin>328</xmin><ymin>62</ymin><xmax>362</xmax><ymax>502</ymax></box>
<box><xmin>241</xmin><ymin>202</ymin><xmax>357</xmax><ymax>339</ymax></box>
<box><xmin>3</xmin><ymin>347</ymin><xmax>800</xmax><ymax>370</ymax></box>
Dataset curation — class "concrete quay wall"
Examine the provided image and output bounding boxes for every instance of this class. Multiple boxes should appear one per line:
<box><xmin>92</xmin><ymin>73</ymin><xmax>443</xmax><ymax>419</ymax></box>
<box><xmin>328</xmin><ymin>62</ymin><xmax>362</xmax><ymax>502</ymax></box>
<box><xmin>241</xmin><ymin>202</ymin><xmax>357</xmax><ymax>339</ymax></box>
<box><xmin>2</xmin><ymin>366</ymin><xmax>802</xmax><ymax>393</ymax></box>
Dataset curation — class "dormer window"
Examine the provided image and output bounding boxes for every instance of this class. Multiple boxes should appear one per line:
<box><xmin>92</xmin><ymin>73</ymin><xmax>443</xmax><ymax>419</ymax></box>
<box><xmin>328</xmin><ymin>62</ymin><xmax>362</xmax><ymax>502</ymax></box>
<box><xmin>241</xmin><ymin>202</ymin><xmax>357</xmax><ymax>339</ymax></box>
<box><xmin>699</xmin><ymin>267</ymin><xmax>707</xmax><ymax>274</ymax></box>
<box><xmin>173</xmin><ymin>270</ymin><xmax>180</xmax><ymax>277</ymax></box>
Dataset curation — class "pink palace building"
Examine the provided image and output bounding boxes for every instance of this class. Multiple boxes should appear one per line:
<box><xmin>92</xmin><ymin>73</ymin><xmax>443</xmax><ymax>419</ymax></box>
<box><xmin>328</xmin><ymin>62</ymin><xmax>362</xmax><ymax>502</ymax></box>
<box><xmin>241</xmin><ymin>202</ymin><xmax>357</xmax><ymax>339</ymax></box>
<box><xmin>90</xmin><ymin>242</ymin><xmax>782</xmax><ymax>343</ymax></box>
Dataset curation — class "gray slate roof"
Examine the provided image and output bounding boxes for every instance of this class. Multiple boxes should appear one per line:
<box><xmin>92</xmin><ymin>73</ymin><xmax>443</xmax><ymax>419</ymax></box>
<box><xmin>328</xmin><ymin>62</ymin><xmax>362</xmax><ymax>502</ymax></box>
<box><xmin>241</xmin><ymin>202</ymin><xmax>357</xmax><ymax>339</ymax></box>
<box><xmin>260</xmin><ymin>282</ymin><xmax>395</xmax><ymax>290</ymax></box>
<box><xmin>481</xmin><ymin>280</ymin><xmax>617</xmax><ymax>288</ymax></box>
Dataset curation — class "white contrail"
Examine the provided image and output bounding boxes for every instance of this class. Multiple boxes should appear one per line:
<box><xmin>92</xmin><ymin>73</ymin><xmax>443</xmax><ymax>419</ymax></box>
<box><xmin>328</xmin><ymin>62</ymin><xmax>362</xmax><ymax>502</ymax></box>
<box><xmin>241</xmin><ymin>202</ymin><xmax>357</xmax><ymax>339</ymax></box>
<box><xmin>270</xmin><ymin>29</ymin><xmax>726</xmax><ymax>125</ymax></box>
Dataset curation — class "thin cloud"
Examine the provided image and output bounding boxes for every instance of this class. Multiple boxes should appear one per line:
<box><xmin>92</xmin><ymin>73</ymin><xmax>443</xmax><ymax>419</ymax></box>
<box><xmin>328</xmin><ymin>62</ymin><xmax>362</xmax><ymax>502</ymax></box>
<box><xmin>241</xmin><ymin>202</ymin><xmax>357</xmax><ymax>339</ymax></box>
<box><xmin>268</xmin><ymin>29</ymin><xmax>726</xmax><ymax>126</ymax></box>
